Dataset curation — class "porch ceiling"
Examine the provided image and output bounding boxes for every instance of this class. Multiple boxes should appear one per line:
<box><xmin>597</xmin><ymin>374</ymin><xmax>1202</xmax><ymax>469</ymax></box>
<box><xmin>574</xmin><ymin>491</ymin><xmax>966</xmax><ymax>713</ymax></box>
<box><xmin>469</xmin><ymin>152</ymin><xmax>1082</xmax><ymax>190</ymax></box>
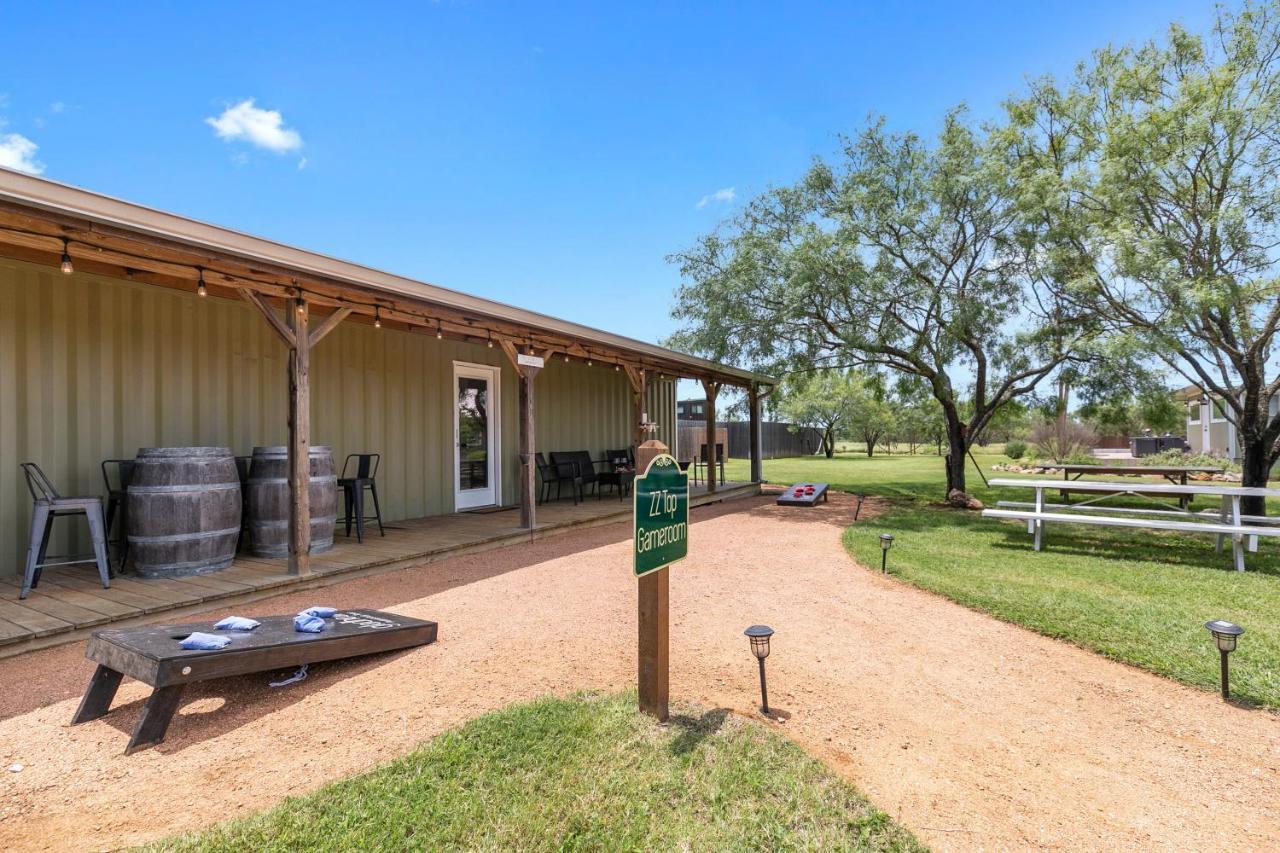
<box><xmin>0</xmin><ymin>168</ymin><xmax>773</xmax><ymax>389</ymax></box>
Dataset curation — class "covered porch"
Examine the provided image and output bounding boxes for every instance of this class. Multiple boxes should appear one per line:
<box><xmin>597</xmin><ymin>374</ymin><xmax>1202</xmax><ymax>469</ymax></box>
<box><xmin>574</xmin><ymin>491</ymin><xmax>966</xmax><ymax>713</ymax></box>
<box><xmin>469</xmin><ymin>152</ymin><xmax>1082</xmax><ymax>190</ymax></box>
<box><xmin>0</xmin><ymin>170</ymin><xmax>773</xmax><ymax>651</ymax></box>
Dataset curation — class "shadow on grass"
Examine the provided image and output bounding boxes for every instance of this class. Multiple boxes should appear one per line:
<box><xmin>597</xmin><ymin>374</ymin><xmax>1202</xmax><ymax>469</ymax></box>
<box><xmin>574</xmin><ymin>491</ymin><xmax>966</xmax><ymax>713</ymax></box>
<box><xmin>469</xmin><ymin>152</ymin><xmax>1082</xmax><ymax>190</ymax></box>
<box><xmin>668</xmin><ymin>707</ymin><xmax>729</xmax><ymax>755</ymax></box>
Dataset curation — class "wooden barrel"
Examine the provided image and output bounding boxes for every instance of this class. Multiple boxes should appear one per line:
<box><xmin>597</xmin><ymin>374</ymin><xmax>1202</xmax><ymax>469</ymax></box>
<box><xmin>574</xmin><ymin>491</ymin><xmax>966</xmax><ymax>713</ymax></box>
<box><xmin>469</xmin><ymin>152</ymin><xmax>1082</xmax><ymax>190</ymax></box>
<box><xmin>126</xmin><ymin>447</ymin><xmax>242</xmax><ymax>578</ymax></box>
<box><xmin>246</xmin><ymin>446</ymin><xmax>338</xmax><ymax>558</ymax></box>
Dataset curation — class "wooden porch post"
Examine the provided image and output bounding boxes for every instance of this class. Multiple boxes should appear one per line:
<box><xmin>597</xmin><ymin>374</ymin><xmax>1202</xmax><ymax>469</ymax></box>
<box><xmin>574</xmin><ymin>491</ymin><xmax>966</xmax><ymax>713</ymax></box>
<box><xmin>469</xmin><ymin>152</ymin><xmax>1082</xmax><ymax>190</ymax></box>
<box><xmin>240</xmin><ymin>290</ymin><xmax>350</xmax><ymax>576</ymax></box>
<box><xmin>286</xmin><ymin>298</ymin><xmax>311</xmax><ymax>574</ymax></box>
<box><xmin>748</xmin><ymin>382</ymin><xmax>763</xmax><ymax>483</ymax></box>
<box><xmin>500</xmin><ymin>340</ymin><xmax>541</xmax><ymax>529</ymax></box>
<box><xmin>624</xmin><ymin>366</ymin><xmax>648</xmax><ymax>448</ymax></box>
<box><xmin>702</xmin><ymin>379</ymin><xmax>721</xmax><ymax>493</ymax></box>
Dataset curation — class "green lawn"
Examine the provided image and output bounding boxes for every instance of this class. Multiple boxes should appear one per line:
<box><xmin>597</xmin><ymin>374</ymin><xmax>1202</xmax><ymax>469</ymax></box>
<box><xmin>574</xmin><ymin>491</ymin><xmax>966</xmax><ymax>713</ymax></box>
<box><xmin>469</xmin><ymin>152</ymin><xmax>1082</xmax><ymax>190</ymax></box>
<box><xmin>725</xmin><ymin>453</ymin><xmax>1280</xmax><ymax>709</ymax></box>
<box><xmin>151</xmin><ymin>693</ymin><xmax>923</xmax><ymax>852</ymax></box>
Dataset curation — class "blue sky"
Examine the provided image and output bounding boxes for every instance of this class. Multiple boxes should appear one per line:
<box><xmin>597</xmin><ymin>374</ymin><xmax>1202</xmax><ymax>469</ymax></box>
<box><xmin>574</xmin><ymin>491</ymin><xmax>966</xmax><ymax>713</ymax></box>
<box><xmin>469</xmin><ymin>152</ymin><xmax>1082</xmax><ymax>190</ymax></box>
<box><xmin>1</xmin><ymin>1</ymin><xmax>1214</xmax><ymax>377</ymax></box>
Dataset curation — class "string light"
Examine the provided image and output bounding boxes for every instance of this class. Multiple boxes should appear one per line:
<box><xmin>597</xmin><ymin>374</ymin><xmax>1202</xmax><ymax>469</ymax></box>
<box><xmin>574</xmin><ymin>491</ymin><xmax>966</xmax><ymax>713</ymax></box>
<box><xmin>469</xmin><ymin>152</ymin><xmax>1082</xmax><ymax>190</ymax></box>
<box><xmin>615</xmin><ymin>364</ymin><xmax>621</xmax><ymax>372</ymax></box>
<box><xmin>436</xmin><ymin>320</ymin><xmax>443</xmax><ymax>339</ymax></box>
<box><xmin>487</xmin><ymin>331</ymin><xmax>493</xmax><ymax>348</ymax></box>
<box><xmin>564</xmin><ymin>353</ymin><xmax>570</xmax><ymax>362</ymax></box>
<box><xmin>196</xmin><ymin>267</ymin><xmax>207</xmax><ymax>297</ymax></box>
<box><xmin>60</xmin><ymin>238</ymin><xmax>73</xmax><ymax>275</ymax></box>
<box><xmin>374</xmin><ymin>306</ymin><xmax>381</xmax><ymax>328</ymax></box>
<box><xmin>295</xmin><ymin>293</ymin><xmax>306</xmax><ymax>315</ymax></box>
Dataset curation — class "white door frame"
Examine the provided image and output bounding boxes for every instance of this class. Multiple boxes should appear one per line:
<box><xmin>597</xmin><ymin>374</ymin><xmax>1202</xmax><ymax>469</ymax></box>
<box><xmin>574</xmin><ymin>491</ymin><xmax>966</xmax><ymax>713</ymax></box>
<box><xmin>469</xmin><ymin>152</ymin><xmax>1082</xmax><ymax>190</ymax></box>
<box><xmin>453</xmin><ymin>361</ymin><xmax>502</xmax><ymax>510</ymax></box>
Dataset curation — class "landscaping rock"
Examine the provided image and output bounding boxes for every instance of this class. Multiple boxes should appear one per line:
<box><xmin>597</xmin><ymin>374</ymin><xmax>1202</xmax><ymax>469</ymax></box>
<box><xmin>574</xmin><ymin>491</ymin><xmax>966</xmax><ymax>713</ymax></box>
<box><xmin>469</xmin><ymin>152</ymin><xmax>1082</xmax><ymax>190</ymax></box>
<box><xmin>947</xmin><ymin>489</ymin><xmax>985</xmax><ymax>510</ymax></box>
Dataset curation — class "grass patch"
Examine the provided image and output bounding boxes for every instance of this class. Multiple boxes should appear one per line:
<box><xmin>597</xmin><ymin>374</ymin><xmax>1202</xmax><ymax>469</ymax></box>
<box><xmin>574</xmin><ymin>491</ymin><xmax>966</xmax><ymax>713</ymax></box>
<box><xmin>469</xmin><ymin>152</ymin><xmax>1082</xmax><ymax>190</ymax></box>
<box><xmin>722</xmin><ymin>453</ymin><xmax>1280</xmax><ymax>709</ymax></box>
<box><xmin>150</xmin><ymin>692</ymin><xmax>923</xmax><ymax>852</ymax></box>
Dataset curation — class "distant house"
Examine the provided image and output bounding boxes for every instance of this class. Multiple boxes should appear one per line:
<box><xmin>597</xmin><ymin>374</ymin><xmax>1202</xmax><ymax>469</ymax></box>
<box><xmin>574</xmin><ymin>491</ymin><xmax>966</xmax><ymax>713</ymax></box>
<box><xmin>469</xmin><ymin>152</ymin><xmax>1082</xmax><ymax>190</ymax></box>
<box><xmin>1175</xmin><ymin>385</ymin><xmax>1280</xmax><ymax>459</ymax></box>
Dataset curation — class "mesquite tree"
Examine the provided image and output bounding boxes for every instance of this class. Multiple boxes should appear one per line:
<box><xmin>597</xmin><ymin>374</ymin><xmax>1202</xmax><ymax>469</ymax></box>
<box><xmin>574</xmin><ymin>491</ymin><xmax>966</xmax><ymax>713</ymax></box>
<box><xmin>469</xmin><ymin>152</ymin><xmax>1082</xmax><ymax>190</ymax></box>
<box><xmin>668</xmin><ymin>110</ymin><xmax>1094</xmax><ymax>496</ymax></box>
<box><xmin>1008</xmin><ymin>1</ymin><xmax>1280</xmax><ymax>512</ymax></box>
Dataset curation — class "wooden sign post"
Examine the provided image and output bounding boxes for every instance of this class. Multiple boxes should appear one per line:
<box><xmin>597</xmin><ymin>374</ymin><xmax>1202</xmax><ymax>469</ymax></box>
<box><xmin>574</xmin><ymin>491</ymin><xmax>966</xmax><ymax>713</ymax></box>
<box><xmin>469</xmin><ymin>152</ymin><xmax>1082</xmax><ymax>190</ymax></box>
<box><xmin>634</xmin><ymin>440</ymin><xmax>688</xmax><ymax>722</ymax></box>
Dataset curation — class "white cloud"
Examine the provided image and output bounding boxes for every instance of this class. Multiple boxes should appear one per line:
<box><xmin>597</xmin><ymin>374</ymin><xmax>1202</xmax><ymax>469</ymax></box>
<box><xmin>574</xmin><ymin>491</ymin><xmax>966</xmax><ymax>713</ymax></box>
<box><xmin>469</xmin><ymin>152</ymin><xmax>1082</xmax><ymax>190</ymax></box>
<box><xmin>297</xmin><ymin>156</ymin><xmax>308</xmax><ymax>171</ymax></box>
<box><xmin>206</xmin><ymin>99</ymin><xmax>302</xmax><ymax>153</ymax></box>
<box><xmin>696</xmin><ymin>186</ymin><xmax>735</xmax><ymax>209</ymax></box>
<box><xmin>0</xmin><ymin>133</ymin><xmax>43</xmax><ymax>174</ymax></box>
<box><xmin>49</xmin><ymin>101</ymin><xmax>65</xmax><ymax>114</ymax></box>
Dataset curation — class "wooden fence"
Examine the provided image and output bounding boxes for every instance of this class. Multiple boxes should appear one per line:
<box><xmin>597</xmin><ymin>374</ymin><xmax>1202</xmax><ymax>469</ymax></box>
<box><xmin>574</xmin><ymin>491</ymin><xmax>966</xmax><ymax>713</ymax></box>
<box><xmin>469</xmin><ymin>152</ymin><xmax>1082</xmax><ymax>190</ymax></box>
<box><xmin>676</xmin><ymin>421</ymin><xmax>821</xmax><ymax>460</ymax></box>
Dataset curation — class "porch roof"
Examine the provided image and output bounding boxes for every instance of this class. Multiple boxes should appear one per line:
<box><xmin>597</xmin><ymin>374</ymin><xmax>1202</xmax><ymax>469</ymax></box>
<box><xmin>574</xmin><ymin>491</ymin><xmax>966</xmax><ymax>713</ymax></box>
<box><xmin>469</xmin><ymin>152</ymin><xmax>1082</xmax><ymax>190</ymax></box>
<box><xmin>0</xmin><ymin>167</ymin><xmax>774</xmax><ymax>388</ymax></box>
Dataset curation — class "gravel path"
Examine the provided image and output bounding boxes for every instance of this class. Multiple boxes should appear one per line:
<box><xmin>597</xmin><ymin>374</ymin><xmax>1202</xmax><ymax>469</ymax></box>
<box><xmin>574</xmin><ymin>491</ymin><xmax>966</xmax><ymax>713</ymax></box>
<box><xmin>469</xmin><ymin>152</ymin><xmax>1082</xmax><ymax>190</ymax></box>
<box><xmin>0</xmin><ymin>492</ymin><xmax>1277</xmax><ymax>851</ymax></box>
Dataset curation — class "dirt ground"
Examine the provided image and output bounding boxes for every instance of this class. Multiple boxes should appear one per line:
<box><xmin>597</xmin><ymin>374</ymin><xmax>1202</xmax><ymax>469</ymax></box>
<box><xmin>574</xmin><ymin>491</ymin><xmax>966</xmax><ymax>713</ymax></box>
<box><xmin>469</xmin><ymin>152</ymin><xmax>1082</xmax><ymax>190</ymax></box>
<box><xmin>1</xmin><ymin>492</ymin><xmax>1277</xmax><ymax>851</ymax></box>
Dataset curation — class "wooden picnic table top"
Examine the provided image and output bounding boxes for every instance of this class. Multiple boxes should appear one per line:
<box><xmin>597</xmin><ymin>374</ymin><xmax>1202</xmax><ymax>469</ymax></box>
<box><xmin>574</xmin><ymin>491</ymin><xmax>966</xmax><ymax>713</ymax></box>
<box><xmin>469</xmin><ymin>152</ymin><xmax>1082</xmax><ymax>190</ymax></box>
<box><xmin>989</xmin><ymin>478</ymin><xmax>1278</xmax><ymax>497</ymax></box>
<box><xmin>1054</xmin><ymin>463</ymin><xmax>1224</xmax><ymax>475</ymax></box>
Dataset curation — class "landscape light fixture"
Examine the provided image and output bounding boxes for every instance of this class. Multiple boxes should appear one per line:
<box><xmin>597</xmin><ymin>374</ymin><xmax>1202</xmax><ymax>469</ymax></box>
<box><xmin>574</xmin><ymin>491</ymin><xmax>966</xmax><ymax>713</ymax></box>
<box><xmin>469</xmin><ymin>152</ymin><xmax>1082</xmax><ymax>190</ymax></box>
<box><xmin>1205</xmin><ymin>620</ymin><xmax>1244</xmax><ymax>700</ymax></box>
<box><xmin>879</xmin><ymin>533</ymin><xmax>894</xmax><ymax>573</ymax></box>
<box><xmin>59</xmin><ymin>238</ymin><xmax>73</xmax><ymax>275</ymax></box>
<box><xmin>196</xmin><ymin>267</ymin><xmax>207</xmax><ymax>298</ymax></box>
<box><xmin>744</xmin><ymin>625</ymin><xmax>774</xmax><ymax>714</ymax></box>
<box><xmin>373</xmin><ymin>307</ymin><xmax>381</xmax><ymax>329</ymax></box>
<box><xmin>854</xmin><ymin>494</ymin><xmax>866</xmax><ymax>521</ymax></box>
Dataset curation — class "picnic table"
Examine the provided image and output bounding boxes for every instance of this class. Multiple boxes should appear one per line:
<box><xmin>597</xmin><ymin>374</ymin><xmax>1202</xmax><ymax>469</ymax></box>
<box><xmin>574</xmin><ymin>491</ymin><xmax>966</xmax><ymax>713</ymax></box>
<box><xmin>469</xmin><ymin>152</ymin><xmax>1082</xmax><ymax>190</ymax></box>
<box><xmin>983</xmin><ymin>478</ymin><xmax>1280</xmax><ymax>572</ymax></box>
<box><xmin>71</xmin><ymin>608</ymin><xmax>437</xmax><ymax>753</ymax></box>
<box><xmin>1053</xmin><ymin>464</ymin><xmax>1225</xmax><ymax>508</ymax></box>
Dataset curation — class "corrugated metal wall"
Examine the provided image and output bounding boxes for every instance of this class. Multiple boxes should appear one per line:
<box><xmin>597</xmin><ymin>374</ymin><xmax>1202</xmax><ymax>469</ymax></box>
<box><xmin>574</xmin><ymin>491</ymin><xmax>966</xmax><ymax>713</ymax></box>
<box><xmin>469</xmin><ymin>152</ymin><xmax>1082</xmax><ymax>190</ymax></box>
<box><xmin>0</xmin><ymin>257</ymin><xmax>676</xmax><ymax>577</ymax></box>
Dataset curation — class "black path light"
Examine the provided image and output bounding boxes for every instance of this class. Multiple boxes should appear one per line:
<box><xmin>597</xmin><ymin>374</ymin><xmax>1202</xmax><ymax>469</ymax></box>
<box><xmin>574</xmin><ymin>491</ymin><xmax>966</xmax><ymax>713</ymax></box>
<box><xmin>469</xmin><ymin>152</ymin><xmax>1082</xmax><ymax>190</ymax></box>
<box><xmin>744</xmin><ymin>625</ymin><xmax>774</xmax><ymax>715</ymax></box>
<box><xmin>854</xmin><ymin>494</ymin><xmax>866</xmax><ymax>521</ymax></box>
<box><xmin>1205</xmin><ymin>620</ymin><xmax>1244</xmax><ymax>700</ymax></box>
<box><xmin>879</xmin><ymin>533</ymin><xmax>894</xmax><ymax>573</ymax></box>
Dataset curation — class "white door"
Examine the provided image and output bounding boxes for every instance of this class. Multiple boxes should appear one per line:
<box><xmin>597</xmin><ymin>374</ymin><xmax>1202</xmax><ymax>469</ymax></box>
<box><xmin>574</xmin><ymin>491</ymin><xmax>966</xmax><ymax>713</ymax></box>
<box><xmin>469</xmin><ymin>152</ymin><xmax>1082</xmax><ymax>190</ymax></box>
<box><xmin>453</xmin><ymin>362</ymin><xmax>501</xmax><ymax>510</ymax></box>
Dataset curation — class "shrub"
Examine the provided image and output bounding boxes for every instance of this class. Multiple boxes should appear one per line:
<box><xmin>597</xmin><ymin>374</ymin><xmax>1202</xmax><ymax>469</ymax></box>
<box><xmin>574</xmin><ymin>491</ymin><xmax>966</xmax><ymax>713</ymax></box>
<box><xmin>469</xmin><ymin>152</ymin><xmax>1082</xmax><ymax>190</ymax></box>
<box><xmin>1138</xmin><ymin>448</ymin><xmax>1240</xmax><ymax>473</ymax></box>
<box><xmin>1030</xmin><ymin>420</ymin><xmax>1098</xmax><ymax>462</ymax></box>
<box><xmin>1005</xmin><ymin>439</ymin><xmax>1027</xmax><ymax>460</ymax></box>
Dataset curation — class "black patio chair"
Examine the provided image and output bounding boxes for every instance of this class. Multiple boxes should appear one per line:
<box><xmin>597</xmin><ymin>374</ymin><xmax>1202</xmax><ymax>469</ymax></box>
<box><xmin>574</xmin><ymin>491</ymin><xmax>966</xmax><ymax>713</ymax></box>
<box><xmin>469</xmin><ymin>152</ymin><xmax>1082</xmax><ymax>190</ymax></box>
<box><xmin>338</xmin><ymin>453</ymin><xmax>384</xmax><ymax>543</ymax></box>
<box><xmin>539</xmin><ymin>452</ymin><xmax>581</xmax><ymax>504</ymax></box>
<box><xmin>20</xmin><ymin>462</ymin><xmax>112</xmax><ymax>599</ymax></box>
<box><xmin>597</xmin><ymin>449</ymin><xmax>635</xmax><ymax>500</ymax></box>
<box><xmin>698</xmin><ymin>442</ymin><xmax>726</xmax><ymax>484</ymax></box>
<box><xmin>101</xmin><ymin>458</ymin><xmax>134</xmax><ymax>570</ymax></box>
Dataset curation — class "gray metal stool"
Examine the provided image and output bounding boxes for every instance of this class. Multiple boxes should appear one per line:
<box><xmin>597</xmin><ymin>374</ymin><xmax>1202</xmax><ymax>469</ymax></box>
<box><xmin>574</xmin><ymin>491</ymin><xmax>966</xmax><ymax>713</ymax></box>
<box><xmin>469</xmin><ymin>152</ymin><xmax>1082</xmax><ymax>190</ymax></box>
<box><xmin>20</xmin><ymin>462</ymin><xmax>112</xmax><ymax>599</ymax></box>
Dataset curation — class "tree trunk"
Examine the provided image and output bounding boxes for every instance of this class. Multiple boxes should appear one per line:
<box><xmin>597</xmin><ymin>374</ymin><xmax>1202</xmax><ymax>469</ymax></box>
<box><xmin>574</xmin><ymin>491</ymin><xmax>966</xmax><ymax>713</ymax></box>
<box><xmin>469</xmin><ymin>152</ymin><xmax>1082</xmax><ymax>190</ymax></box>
<box><xmin>943</xmin><ymin>417</ymin><xmax>967</xmax><ymax>495</ymax></box>
<box><xmin>823</xmin><ymin>427</ymin><xmax>835</xmax><ymax>458</ymax></box>
<box><xmin>1240</xmin><ymin>436</ymin><xmax>1271</xmax><ymax>516</ymax></box>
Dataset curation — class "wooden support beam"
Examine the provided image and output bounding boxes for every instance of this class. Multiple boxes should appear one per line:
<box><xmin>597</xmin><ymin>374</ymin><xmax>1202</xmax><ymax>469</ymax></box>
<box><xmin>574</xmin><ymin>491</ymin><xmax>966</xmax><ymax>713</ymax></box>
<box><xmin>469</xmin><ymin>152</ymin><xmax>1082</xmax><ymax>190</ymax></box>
<box><xmin>748</xmin><ymin>383</ymin><xmax>763</xmax><ymax>483</ymax></box>
<box><xmin>286</xmin><ymin>298</ymin><xmax>312</xmax><ymax>575</ymax></box>
<box><xmin>239</xmin><ymin>288</ymin><xmax>296</xmax><ymax>348</ymax></box>
<box><xmin>308</xmin><ymin>307</ymin><xmax>352</xmax><ymax>348</ymax></box>
<box><xmin>702</xmin><ymin>379</ymin><xmax>722</xmax><ymax>493</ymax></box>
<box><xmin>496</xmin><ymin>338</ymin><xmax>544</xmax><ymax>530</ymax></box>
<box><xmin>624</xmin><ymin>365</ymin><xmax>648</xmax><ymax>447</ymax></box>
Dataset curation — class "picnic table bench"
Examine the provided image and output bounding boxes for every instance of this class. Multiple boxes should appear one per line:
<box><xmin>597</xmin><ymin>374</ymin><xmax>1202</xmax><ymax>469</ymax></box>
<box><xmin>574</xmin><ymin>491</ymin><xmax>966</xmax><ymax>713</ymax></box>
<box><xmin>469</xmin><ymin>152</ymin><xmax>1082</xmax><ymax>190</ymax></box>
<box><xmin>71</xmin><ymin>608</ymin><xmax>437</xmax><ymax>753</ymax></box>
<box><xmin>982</xmin><ymin>478</ymin><xmax>1280</xmax><ymax>572</ymax></box>
<box><xmin>1052</xmin><ymin>464</ymin><xmax>1224</xmax><ymax>508</ymax></box>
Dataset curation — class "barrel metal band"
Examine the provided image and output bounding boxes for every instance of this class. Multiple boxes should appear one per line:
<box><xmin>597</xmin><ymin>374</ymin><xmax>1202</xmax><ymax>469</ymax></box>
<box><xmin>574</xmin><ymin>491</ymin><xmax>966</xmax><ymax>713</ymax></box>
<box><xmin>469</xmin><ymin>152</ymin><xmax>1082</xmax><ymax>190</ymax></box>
<box><xmin>127</xmin><ymin>483</ymin><xmax>240</xmax><ymax>494</ymax></box>
<box><xmin>127</xmin><ymin>526</ymin><xmax>241</xmax><ymax>544</ymax></box>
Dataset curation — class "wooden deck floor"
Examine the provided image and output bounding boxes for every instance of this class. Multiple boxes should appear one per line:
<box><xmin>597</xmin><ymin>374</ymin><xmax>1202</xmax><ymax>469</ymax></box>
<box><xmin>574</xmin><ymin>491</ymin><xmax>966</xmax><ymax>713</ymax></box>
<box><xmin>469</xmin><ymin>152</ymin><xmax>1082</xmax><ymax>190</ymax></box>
<box><xmin>0</xmin><ymin>482</ymin><xmax>758</xmax><ymax>657</ymax></box>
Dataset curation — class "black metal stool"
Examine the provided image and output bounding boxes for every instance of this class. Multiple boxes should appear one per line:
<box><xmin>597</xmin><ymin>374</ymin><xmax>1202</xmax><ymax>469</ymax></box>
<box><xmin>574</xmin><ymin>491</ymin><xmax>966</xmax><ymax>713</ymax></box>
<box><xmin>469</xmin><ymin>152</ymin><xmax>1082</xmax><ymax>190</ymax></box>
<box><xmin>101</xmin><ymin>459</ymin><xmax>134</xmax><ymax>571</ymax></box>
<box><xmin>20</xmin><ymin>462</ymin><xmax>112</xmax><ymax>599</ymax></box>
<box><xmin>338</xmin><ymin>453</ymin><xmax>384</xmax><ymax>543</ymax></box>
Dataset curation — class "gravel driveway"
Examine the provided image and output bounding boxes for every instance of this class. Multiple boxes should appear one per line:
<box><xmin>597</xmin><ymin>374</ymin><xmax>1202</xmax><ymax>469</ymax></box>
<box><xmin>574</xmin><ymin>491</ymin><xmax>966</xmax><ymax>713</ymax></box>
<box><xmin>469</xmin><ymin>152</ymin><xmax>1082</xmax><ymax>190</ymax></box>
<box><xmin>0</xmin><ymin>492</ymin><xmax>1277</xmax><ymax>851</ymax></box>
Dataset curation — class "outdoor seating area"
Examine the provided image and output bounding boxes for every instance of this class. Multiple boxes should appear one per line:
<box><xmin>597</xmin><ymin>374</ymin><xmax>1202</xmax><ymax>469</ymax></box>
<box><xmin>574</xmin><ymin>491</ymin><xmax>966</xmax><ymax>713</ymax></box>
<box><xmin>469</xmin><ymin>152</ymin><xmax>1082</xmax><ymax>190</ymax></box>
<box><xmin>541</xmin><ymin>449</ymin><xmax>637</xmax><ymax>504</ymax></box>
<box><xmin>983</xmin><ymin>477</ymin><xmax>1280</xmax><ymax>571</ymax></box>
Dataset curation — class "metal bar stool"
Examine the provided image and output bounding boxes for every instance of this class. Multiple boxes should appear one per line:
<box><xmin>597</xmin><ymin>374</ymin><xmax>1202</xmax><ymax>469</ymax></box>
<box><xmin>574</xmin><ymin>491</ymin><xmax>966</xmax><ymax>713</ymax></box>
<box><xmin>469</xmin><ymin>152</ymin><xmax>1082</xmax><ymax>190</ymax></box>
<box><xmin>338</xmin><ymin>453</ymin><xmax>384</xmax><ymax>543</ymax></box>
<box><xmin>101</xmin><ymin>459</ymin><xmax>134</xmax><ymax>571</ymax></box>
<box><xmin>20</xmin><ymin>462</ymin><xmax>112</xmax><ymax>599</ymax></box>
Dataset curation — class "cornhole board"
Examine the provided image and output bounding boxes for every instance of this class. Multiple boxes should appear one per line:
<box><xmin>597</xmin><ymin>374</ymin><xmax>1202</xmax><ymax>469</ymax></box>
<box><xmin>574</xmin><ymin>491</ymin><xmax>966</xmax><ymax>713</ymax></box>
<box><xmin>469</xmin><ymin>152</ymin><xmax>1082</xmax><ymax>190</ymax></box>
<box><xmin>71</xmin><ymin>609</ymin><xmax>437</xmax><ymax>754</ymax></box>
<box><xmin>776</xmin><ymin>482</ymin><xmax>829</xmax><ymax>507</ymax></box>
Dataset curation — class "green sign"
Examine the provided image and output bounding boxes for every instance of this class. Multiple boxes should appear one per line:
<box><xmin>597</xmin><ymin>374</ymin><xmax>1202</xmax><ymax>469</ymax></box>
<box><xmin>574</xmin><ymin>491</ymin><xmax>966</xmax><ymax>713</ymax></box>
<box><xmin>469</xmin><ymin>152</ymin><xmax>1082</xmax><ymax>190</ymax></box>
<box><xmin>633</xmin><ymin>453</ymin><xmax>689</xmax><ymax>577</ymax></box>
